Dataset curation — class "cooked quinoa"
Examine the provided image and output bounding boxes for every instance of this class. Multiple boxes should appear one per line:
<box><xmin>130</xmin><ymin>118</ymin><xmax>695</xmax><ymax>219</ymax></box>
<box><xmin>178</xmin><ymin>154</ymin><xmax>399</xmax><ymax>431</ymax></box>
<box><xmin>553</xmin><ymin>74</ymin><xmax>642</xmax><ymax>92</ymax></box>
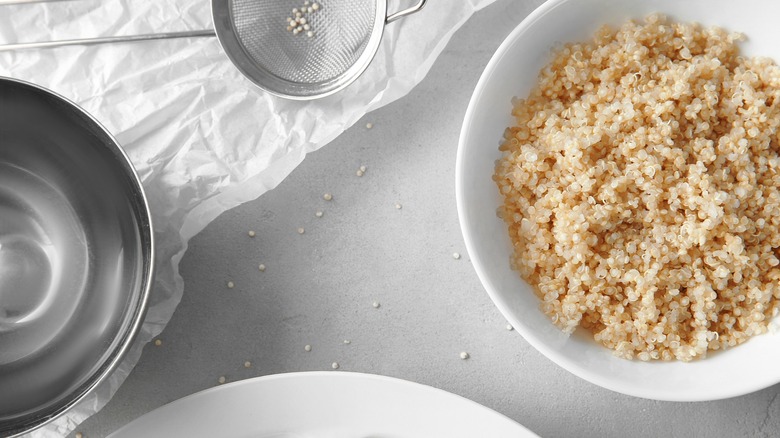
<box><xmin>494</xmin><ymin>15</ymin><xmax>780</xmax><ymax>361</ymax></box>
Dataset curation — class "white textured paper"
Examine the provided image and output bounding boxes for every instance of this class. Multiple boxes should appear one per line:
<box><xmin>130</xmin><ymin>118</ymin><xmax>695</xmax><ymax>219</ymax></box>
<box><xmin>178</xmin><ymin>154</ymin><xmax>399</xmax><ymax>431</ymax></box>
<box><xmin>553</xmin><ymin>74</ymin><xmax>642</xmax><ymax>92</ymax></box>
<box><xmin>0</xmin><ymin>0</ymin><xmax>497</xmax><ymax>435</ymax></box>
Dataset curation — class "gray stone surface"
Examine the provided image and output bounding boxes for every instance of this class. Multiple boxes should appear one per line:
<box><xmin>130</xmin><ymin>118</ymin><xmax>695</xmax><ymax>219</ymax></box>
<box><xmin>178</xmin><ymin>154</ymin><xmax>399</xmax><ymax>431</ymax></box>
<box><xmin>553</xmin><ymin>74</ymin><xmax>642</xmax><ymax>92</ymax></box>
<box><xmin>74</xmin><ymin>1</ymin><xmax>780</xmax><ymax>437</ymax></box>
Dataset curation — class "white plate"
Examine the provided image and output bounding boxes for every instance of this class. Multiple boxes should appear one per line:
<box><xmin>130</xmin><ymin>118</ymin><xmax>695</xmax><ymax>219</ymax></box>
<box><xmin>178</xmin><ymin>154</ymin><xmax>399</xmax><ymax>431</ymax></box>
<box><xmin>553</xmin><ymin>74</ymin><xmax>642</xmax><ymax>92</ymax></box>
<box><xmin>109</xmin><ymin>372</ymin><xmax>538</xmax><ymax>438</ymax></box>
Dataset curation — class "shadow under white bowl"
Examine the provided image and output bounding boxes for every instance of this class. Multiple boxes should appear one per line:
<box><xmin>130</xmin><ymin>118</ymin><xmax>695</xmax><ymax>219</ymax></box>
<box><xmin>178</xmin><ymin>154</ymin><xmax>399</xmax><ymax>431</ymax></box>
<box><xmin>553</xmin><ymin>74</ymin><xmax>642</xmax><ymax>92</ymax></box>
<box><xmin>456</xmin><ymin>0</ymin><xmax>780</xmax><ymax>401</ymax></box>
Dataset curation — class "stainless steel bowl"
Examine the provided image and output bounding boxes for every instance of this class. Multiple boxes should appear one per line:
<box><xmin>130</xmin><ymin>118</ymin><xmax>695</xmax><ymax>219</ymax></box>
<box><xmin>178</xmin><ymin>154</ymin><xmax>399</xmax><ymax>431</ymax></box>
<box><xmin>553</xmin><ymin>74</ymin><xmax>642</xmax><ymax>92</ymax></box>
<box><xmin>0</xmin><ymin>77</ymin><xmax>154</xmax><ymax>436</ymax></box>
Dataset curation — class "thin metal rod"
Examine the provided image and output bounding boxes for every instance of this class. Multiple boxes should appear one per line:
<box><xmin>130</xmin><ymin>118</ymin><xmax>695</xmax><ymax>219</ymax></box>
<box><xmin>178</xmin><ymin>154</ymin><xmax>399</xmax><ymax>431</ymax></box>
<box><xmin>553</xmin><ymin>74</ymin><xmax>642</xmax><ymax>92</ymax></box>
<box><xmin>0</xmin><ymin>29</ymin><xmax>216</xmax><ymax>52</ymax></box>
<box><xmin>0</xmin><ymin>0</ymin><xmax>72</xmax><ymax>4</ymax></box>
<box><xmin>386</xmin><ymin>0</ymin><xmax>427</xmax><ymax>24</ymax></box>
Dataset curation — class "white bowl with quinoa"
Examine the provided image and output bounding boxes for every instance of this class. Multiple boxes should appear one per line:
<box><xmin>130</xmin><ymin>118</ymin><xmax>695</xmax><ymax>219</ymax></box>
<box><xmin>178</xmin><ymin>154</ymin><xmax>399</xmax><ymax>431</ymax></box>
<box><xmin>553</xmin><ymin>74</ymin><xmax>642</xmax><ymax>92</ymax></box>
<box><xmin>457</xmin><ymin>0</ymin><xmax>780</xmax><ymax>401</ymax></box>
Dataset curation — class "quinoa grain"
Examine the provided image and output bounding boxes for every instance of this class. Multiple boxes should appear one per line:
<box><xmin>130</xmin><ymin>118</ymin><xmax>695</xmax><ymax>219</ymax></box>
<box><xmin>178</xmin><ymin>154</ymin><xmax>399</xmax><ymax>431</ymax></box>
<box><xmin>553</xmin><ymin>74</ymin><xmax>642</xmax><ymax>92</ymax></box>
<box><xmin>495</xmin><ymin>15</ymin><xmax>780</xmax><ymax>361</ymax></box>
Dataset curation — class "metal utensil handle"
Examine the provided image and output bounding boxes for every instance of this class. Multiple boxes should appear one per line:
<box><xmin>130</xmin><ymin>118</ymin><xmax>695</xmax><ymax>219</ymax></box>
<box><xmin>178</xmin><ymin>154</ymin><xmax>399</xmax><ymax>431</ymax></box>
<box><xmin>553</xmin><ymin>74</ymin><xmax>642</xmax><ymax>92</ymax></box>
<box><xmin>0</xmin><ymin>29</ymin><xmax>215</xmax><ymax>52</ymax></box>
<box><xmin>0</xmin><ymin>0</ymin><xmax>71</xmax><ymax>4</ymax></box>
<box><xmin>386</xmin><ymin>0</ymin><xmax>427</xmax><ymax>23</ymax></box>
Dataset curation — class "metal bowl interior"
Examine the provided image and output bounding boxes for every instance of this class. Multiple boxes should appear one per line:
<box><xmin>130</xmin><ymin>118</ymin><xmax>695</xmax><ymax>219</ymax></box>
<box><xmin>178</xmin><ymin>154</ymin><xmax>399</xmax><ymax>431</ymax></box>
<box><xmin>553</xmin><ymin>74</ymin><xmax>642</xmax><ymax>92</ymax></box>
<box><xmin>213</xmin><ymin>0</ymin><xmax>387</xmax><ymax>100</ymax></box>
<box><xmin>0</xmin><ymin>78</ymin><xmax>153</xmax><ymax>435</ymax></box>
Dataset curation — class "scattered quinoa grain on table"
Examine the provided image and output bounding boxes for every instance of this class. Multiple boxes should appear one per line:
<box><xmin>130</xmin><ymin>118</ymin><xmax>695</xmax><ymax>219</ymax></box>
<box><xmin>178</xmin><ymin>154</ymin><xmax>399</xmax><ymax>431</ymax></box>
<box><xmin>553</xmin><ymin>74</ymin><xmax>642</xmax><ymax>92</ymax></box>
<box><xmin>226</xmin><ymin>281</ymin><xmax>235</xmax><ymax>289</ymax></box>
<box><xmin>494</xmin><ymin>14</ymin><xmax>780</xmax><ymax>361</ymax></box>
<box><xmin>248</xmin><ymin>230</ymin><xmax>256</xmax><ymax>237</ymax></box>
<box><xmin>244</xmin><ymin>361</ymin><xmax>252</xmax><ymax>368</ymax></box>
<box><xmin>372</xmin><ymin>301</ymin><xmax>381</xmax><ymax>309</ymax></box>
<box><xmin>331</xmin><ymin>362</ymin><xmax>339</xmax><ymax>369</ymax></box>
<box><xmin>304</xmin><ymin>344</ymin><xmax>312</xmax><ymax>352</ymax></box>
<box><xmin>460</xmin><ymin>352</ymin><xmax>470</xmax><ymax>360</ymax></box>
<box><xmin>297</xmin><ymin>227</ymin><xmax>305</xmax><ymax>234</ymax></box>
<box><xmin>315</xmin><ymin>210</ymin><xmax>324</xmax><ymax>218</ymax></box>
<box><xmin>154</xmin><ymin>339</ymin><xmax>162</xmax><ymax>347</ymax></box>
<box><xmin>218</xmin><ymin>376</ymin><xmax>226</xmax><ymax>384</ymax></box>
<box><xmin>258</xmin><ymin>263</ymin><xmax>266</xmax><ymax>272</ymax></box>
<box><xmin>323</xmin><ymin>193</ymin><xmax>333</xmax><ymax>201</ymax></box>
<box><xmin>453</xmin><ymin>252</ymin><xmax>461</xmax><ymax>260</ymax></box>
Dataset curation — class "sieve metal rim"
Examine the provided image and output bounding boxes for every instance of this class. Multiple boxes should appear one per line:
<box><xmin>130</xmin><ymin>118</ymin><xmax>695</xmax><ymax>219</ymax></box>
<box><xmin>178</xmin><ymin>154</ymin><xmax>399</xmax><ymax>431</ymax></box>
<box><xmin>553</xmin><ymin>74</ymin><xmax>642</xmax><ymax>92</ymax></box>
<box><xmin>212</xmin><ymin>0</ymin><xmax>425</xmax><ymax>100</ymax></box>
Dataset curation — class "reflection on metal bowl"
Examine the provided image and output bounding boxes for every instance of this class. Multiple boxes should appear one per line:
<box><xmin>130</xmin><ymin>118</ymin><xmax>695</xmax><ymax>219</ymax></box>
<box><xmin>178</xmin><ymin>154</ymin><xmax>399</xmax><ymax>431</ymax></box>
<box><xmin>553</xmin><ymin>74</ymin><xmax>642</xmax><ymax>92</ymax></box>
<box><xmin>0</xmin><ymin>77</ymin><xmax>153</xmax><ymax>436</ymax></box>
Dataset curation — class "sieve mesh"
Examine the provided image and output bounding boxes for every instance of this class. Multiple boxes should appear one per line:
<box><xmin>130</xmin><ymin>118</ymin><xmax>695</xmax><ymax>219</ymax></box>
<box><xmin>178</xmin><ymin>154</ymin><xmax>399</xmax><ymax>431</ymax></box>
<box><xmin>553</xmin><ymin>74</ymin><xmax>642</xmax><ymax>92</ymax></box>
<box><xmin>230</xmin><ymin>0</ymin><xmax>377</xmax><ymax>84</ymax></box>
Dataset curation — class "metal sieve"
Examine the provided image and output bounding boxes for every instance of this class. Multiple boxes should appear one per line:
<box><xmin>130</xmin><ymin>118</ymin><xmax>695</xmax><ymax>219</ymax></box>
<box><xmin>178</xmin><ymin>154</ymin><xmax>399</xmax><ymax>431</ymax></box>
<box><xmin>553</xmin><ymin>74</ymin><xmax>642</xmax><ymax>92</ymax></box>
<box><xmin>216</xmin><ymin>0</ymin><xmax>426</xmax><ymax>99</ymax></box>
<box><xmin>0</xmin><ymin>0</ymin><xmax>428</xmax><ymax>100</ymax></box>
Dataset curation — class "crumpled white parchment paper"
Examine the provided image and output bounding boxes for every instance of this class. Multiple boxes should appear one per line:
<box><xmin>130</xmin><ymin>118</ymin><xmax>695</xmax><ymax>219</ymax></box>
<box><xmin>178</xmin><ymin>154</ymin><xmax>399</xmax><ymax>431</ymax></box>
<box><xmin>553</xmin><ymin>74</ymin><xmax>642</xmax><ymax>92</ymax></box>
<box><xmin>0</xmin><ymin>0</ymin><xmax>497</xmax><ymax>435</ymax></box>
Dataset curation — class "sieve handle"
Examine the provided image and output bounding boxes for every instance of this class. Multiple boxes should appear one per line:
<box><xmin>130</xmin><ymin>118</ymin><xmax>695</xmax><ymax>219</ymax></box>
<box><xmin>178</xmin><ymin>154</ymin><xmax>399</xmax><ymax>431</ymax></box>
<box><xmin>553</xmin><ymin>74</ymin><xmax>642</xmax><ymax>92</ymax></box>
<box><xmin>0</xmin><ymin>29</ymin><xmax>215</xmax><ymax>52</ymax></box>
<box><xmin>0</xmin><ymin>0</ymin><xmax>72</xmax><ymax>4</ymax></box>
<box><xmin>386</xmin><ymin>0</ymin><xmax>427</xmax><ymax>24</ymax></box>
